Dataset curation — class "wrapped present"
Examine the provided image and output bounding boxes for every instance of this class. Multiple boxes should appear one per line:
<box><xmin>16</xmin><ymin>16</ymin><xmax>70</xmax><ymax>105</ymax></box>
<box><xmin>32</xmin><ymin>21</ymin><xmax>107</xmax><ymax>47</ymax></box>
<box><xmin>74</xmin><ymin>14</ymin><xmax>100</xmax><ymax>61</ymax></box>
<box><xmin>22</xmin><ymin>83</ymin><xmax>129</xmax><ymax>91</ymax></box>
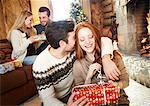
<box><xmin>73</xmin><ymin>82</ymin><xmax>120</xmax><ymax>106</ymax></box>
<box><xmin>0</xmin><ymin>61</ymin><xmax>15</xmax><ymax>74</ymax></box>
<box><xmin>13</xmin><ymin>59</ymin><xmax>22</xmax><ymax>67</ymax></box>
<box><xmin>0</xmin><ymin>59</ymin><xmax>23</xmax><ymax>74</ymax></box>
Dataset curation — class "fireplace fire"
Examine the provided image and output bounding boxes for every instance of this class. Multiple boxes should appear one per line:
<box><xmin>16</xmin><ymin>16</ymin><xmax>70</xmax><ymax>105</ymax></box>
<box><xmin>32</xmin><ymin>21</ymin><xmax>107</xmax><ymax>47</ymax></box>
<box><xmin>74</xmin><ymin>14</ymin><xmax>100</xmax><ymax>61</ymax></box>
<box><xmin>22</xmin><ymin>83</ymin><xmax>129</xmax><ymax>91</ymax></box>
<box><xmin>140</xmin><ymin>11</ymin><xmax>150</xmax><ymax>56</ymax></box>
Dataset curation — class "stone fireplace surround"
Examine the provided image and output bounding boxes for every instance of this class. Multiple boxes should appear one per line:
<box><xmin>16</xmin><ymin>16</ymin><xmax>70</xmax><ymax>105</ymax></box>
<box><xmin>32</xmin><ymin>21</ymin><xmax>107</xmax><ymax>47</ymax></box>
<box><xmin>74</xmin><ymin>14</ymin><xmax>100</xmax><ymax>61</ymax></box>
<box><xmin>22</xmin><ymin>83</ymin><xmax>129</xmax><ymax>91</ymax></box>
<box><xmin>123</xmin><ymin>54</ymin><xmax>150</xmax><ymax>88</ymax></box>
<box><xmin>127</xmin><ymin>0</ymin><xmax>149</xmax><ymax>87</ymax></box>
<box><xmin>117</xmin><ymin>0</ymin><xmax>149</xmax><ymax>54</ymax></box>
<box><xmin>114</xmin><ymin>0</ymin><xmax>150</xmax><ymax>88</ymax></box>
<box><xmin>127</xmin><ymin>0</ymin><xmax>149</xmax><ymax>51</ymax></box>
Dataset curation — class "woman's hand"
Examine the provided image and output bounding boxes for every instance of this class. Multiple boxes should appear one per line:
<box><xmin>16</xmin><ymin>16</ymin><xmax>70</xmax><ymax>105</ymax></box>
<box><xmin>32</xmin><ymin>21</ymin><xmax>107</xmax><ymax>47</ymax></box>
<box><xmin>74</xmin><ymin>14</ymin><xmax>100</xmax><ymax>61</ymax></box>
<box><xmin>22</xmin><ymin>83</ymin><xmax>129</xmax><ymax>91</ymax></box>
<box><xmin>29</xmin><ymin>36</ymin><xmax>37</xmax><ymax>43</ymax></box>
<box><xmin>29</xmin><ymin>35</ymin><xmax>41</xmax><ymax>43</ymax></box>
<box><xmin>67</xmin><ymin>93</ymin><xmax>89</xmax><ymax>106</ymax></box>
<box><xmin>85</xmin><ymin>63</ymin><xmax>101</xmax><ymax>84</ymax></box>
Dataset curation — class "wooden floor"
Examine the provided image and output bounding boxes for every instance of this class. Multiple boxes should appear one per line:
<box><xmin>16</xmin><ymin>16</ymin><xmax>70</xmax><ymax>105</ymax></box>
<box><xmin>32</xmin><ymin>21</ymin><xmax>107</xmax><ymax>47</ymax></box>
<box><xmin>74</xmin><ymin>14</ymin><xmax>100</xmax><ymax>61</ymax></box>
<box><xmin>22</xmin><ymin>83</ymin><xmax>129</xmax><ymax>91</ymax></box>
<box><xmin>22</xmin><ymin>79</ymin><xmax>150</xmax><ymax>106</ymax></box>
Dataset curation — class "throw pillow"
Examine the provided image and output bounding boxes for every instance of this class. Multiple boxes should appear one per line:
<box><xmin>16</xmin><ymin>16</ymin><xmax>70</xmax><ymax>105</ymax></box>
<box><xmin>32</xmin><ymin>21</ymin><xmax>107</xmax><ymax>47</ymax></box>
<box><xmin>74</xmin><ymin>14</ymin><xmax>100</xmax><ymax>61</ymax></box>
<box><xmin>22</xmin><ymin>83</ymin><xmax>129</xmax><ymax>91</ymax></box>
<box><xmin>0</xmin><ymin>50</ymin><xmax>6</xmax><ymax>61</ymax></box>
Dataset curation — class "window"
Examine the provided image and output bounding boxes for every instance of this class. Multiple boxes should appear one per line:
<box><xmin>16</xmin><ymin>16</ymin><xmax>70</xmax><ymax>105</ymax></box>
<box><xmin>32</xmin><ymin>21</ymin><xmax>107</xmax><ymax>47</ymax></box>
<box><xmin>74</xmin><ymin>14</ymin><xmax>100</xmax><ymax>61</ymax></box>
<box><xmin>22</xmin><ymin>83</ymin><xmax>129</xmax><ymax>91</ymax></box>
<box><xmin>51</xmin><ymin>0</ymin><xmax>73</xmax><ymax>21</ymax></box>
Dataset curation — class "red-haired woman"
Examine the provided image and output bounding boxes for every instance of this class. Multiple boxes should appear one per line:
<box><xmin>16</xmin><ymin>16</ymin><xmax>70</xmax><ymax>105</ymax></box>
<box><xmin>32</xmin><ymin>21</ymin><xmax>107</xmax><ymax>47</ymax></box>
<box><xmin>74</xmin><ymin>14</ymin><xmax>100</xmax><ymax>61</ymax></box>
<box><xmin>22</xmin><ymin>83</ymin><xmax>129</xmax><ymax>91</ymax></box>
<box><xmin>73</xmin><ymin>22</ymin><xmax>129</xmax><ymax>105</ymax></box>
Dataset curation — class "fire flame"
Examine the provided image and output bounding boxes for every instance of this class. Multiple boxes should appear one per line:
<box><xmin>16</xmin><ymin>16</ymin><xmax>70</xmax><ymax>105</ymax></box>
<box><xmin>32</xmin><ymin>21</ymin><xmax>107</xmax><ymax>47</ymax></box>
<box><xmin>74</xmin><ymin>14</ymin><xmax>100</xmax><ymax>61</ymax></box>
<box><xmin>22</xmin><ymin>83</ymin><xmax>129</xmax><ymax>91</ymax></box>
<box><xmin>146</xmin><ymin>11</ymin><xmax>150</xmax><ymax>35</ymax></box>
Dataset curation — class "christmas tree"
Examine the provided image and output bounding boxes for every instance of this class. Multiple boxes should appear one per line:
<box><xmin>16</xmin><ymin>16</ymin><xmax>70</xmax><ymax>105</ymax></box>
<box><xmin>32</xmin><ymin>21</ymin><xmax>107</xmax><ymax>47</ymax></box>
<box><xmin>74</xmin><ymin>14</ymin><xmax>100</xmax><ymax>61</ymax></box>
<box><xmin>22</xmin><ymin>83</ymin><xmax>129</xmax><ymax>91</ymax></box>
<box><xmin>70</xmin><ymin>0</ymin><xmax>88</xmax><ymax>24</ymax></box>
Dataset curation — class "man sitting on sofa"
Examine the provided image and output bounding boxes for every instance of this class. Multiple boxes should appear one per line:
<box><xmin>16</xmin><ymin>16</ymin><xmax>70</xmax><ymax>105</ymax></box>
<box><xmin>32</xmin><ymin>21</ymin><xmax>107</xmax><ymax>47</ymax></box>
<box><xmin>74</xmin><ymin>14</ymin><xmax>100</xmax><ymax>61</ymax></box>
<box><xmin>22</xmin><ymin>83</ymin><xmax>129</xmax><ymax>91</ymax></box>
<box><xmin>34</xmin><ymin>6</ymin><xmax>51</xmax><ymax>54</ymax></box>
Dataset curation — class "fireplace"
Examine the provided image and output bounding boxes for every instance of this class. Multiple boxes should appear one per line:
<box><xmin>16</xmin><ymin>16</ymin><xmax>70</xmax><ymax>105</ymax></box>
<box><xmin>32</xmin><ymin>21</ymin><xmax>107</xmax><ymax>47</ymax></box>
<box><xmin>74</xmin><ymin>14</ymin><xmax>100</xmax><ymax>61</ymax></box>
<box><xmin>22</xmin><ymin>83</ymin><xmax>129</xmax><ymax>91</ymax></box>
<box><xmin>126</xmin><ymin>0</ymin><xmax>149</xmax><ymax>56</ymax></box>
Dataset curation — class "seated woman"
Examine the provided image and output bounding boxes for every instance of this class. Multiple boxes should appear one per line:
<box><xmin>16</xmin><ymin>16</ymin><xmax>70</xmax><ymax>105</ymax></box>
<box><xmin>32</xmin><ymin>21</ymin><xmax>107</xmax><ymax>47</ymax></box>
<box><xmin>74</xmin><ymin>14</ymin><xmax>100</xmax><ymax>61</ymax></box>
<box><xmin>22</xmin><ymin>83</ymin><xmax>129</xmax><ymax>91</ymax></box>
<box><xmin>73</xmin><ymin>22</ymin><xmax>129</xmax><ymax>105</ymax></box>
<box><xmin>7</xmin><ymin>10</ymin><xmax>38</xmax><ymax>65</ymax></box>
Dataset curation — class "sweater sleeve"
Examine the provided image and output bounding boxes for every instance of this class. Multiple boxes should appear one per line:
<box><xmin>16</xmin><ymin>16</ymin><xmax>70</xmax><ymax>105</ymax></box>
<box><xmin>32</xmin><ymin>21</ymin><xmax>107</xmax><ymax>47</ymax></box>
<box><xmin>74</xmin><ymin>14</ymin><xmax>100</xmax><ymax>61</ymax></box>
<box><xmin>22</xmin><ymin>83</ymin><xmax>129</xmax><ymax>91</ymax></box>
<box><xmin>101</xmin><ymin>37</ymin><xmax>113</xmax><ymax>58</ymax></box>
<box><xmin>73</xmin><ymin>61</ymin><xmax>85</xmax><ymax>85</ymax></box>
<box><xmin>38</xmin><ymin>86</ymin><xmax>65</xmax><ymax>106</ymax></box>
<box><xmin>10</xmin><ymin>30</ymin><xmax>31</xmax><ymax>57</ymax></box>
<box><xmin>33</xmin><ymin>62</ymin><xmax>65</xmax><ymax>106</ymax></box>
<box><xmin>113</xmin><ymin>51</ymin><xmax>129</xmax><ymax>88</ymax></box>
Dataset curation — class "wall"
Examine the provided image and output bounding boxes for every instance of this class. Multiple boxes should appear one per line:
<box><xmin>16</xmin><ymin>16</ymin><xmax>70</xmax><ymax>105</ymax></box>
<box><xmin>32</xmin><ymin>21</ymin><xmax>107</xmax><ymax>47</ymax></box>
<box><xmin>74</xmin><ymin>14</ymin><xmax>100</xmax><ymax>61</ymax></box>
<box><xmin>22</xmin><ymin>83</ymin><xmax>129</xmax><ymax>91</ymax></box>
<box><xmin>90</xmin><ymin>0</ymin><xmax>114</xmax><ymax>30</ymax></box>
<box><xmin>90</xmin><ymin>0</ymin><xmax>103</xmax><ymax>29</ymax></box>
<box><xmin>0</xmin><ymin>0</ymin><xmax>31</xmax><ymax>40</ymax></box>
<box><xmin>30</xmin><ymin>0</ymin><xmax>53</xmax><ymax>25</ymax></box>
<box><xmin>0</xmin><ymin>1</ymin><xmax>6</xmax><ymax>40</ymax></box>
<box><xmin>115</xmin><ymin>0</ymin><xmax>133</xmax><ymax>53</ymax></box>
<box><xmin>90</xmin><ymin>0</ymin><xmax>141</xmax><ymax>53</ymax></box>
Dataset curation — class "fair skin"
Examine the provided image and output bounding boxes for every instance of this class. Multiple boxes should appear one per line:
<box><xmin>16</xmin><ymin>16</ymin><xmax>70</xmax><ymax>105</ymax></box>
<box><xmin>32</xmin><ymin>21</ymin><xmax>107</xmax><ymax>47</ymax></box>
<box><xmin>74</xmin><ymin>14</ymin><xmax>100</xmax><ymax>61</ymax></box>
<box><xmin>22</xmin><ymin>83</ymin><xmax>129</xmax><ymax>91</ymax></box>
<box><xmin>78</xmin><ymin>27</ymin><xmax>101</xmax><ymax>83</ymax></box>
<box><xmin>77</xmin><ymin>27</ymin><xmax>122</xmax><ymax>87</ymax></box>
<box><xmin>49</xmin><ymin>27</ymin><xmax>122</xmax><ymax>105</ymax></box>
<box><xmin>49</xmin><ymin>31</ymin><xmax>75</xmax><ymax>59</ymax></box>
<box><xmin>29</xmin><ymin>13</ymin><xmax>120</xmax><ymax>80</ymax></box>
<box><xmin>78</xmin><ymin>27</ymin><xmax>120</xmax><ymax>81</ymax></box>
<box><xmin>61</xmin><ymin>28</ymin><xmax>120</xmax><ymax>82</ymax></box>
<box><xmin>38</xmin><ymin>12</ymin><xmax>120</xmax><ymax>80</ymax></box>
<box><xmin>38</xmin><ymin>11</ymin><xmax>49</xmax><ymax>26</ymax></box>
<box><xmin>25</xmin><ymin>15</ymin><xmax>33</xmax><ymax>28</ymax></box>
<box><xmin>78</xmin><ymin>28</ymin><xmax>95</xmax><ymax>54</ymax></box>
<box><xmin>64</xmin><ymin>31</ymin><xmax>76</xmax><ymax>52</ymax></box>
<box><xmin>49</xmin><ymin>27</ymin><xmax>120</xmax><ymax>106</ymax></box>
<box><xmin>49</xmin><ymin>31</ymin><xmax>89</xmax><ymax>106</ymax></box>
<box><xmin>102</xmin><ymin>55</ymin><xmax>121</xmax><ymax>80</ymax></box>
<box><xmin>24</xmin><ymin>15</ymin><xmax>37</xmax><ymax>43</ymax></box>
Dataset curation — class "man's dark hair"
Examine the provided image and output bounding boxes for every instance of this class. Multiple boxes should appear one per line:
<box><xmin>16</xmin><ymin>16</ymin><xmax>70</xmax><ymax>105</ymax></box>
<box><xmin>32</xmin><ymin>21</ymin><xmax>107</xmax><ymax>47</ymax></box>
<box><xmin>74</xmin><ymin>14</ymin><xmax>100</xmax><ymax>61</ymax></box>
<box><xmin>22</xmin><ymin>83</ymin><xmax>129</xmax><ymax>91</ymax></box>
<box><xmin>39</xmin><ymin>7</ymin><xmax>50</xmax><ymax>17</ymax></box>
<box><xmin>45</xmin><ymin>20</ymin><xmax>75</xmax><ymax>49</ymax></box>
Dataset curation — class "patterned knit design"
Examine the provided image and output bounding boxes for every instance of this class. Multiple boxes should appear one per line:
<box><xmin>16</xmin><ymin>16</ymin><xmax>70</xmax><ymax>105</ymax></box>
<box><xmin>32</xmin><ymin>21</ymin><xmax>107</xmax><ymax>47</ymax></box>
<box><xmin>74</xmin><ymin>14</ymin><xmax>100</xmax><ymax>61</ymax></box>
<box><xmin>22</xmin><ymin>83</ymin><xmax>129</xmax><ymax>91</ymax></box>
<box><xmin>33</xmin><ymin>51</ymin><xmax>76</xmax><ymax>91</ymax></box>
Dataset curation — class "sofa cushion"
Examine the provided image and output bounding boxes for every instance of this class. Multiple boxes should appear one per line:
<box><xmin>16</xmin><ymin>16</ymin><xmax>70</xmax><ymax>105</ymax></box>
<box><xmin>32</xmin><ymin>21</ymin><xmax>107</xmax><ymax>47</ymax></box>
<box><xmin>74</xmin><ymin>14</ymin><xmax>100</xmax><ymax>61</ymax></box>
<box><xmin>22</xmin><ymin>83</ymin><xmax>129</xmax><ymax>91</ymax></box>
<box><xmin>0</xmin><ymin>80</ymin><xmax>37</xmax><ymax>105</ymax></box>
<box><xmin>23</xmin><ymin>65</ymin><xmax>34</xmax><ymax>81</ymax></box>
<box><xmin>0</xmin><ymin>68</ymin><xmax>28</xmax><ymax>94</ymax></box>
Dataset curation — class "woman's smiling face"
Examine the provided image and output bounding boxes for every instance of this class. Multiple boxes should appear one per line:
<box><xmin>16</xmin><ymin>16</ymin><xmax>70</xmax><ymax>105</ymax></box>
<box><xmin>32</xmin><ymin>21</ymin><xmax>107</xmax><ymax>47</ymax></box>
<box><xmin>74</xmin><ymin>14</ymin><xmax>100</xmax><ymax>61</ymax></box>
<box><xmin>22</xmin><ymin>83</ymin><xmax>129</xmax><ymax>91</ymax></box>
<box><xmin>78</xmin><ymin>27</ymin><xmax>95</xmax><ymax>53</ymax></box>
<box><xmin>25</xmin><ymin>15</ymin><xmax>33</xmax><ymax>28</ymax></box>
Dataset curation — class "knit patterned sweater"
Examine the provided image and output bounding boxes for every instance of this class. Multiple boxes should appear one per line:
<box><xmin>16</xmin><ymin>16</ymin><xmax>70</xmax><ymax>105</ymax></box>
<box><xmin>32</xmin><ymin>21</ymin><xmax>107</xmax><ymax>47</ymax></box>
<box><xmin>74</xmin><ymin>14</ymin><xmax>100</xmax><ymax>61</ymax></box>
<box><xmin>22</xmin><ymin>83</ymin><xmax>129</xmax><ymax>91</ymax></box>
<box><xmin>33</xmin><ymin>37</ymin><xmax>113</xmax><ymax>105</ymax></box>
<box><xmin>33</xmin><ymin>46</ymin><xmax>76</xmax><ymax>106</ymax></box>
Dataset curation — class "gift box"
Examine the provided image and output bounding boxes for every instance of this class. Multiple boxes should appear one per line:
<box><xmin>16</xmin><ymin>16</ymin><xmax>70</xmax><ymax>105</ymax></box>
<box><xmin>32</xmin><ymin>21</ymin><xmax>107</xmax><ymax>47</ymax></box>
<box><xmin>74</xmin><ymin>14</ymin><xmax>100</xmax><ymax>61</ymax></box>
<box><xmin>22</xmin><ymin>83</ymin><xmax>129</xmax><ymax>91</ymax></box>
<box><xmin>0</xmin><ymin>59</ymin><xmax>23</xmax><ymax>74</ymax></box>
<box><xmin>73</xmin><ymin>82</ymin><xmax>120</xmax><ymax>106</ymax></box>
<box><xmin>0</xmin><ymin>61</ymin><xmax>15</xmax><ymax>74</ymax></box>
<box><xmin>13</xmin><ymin>59</ymin><xmax>22</xmax><ymax>67</ymax></box>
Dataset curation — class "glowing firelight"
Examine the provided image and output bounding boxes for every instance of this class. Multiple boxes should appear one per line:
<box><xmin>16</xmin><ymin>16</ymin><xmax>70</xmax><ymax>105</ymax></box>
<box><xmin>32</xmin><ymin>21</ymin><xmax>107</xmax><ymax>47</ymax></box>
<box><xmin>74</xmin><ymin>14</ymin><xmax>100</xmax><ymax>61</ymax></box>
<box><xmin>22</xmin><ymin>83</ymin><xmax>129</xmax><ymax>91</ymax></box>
<box><xmin>146</xmin><ymin>11</ymin><xmax>150</xmax><ymax>35</ymax></box>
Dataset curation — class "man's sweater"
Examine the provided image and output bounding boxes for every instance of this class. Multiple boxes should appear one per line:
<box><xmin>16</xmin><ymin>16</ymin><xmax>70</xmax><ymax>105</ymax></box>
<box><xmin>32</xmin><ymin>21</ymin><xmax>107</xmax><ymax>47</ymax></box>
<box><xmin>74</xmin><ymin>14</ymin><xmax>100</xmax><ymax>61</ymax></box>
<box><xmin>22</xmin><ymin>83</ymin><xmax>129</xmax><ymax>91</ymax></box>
<box><xmin>33</xmin><ymin>37</ymin><xmax>114</xmax><ymax>105</ymax></box>
<box><xmin>34</xmin><ymin>24</ymin><xmax>49</xmax><ymax>54</ymax></box>
<box><xmin>33</xmin><ymin>46</ymin><xmax>76</xmax><ymax>106</ymax></box>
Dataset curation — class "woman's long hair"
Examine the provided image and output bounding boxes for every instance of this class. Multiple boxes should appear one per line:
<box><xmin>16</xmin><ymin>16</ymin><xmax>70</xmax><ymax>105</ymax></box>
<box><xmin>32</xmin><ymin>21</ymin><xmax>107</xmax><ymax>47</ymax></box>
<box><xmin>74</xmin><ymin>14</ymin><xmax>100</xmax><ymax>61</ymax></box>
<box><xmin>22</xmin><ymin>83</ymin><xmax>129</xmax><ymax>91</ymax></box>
<box><xmin>7</xmin><ymin>10</ymin><xmax>35</xmax><ymax>40</ymax></box>
<box><xmin>75</xmin><ymin>22</ymin><xmax>102</xmax><ymax>64</ymax></box>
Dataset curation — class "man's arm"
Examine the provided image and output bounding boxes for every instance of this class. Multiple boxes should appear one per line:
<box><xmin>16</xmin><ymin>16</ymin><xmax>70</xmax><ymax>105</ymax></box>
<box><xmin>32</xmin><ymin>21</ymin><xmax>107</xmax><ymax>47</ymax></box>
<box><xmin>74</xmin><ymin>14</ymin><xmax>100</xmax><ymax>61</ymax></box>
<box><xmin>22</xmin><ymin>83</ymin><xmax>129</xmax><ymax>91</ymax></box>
<box><xmin>101</xmin><ymin>37</ymin><xmax>121</xmax><ymax>80</ymax></box>
<box><xmin>102</xmin><ymin>54</ymin><xmax>120</xmax><ymax>80</ymax></box>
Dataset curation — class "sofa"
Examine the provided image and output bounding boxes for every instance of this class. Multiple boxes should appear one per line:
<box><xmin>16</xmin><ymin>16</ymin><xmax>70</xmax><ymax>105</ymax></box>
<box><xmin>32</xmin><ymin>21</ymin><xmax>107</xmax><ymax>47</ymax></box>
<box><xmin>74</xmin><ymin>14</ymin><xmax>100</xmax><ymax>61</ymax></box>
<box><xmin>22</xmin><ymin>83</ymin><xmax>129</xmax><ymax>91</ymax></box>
<box><xmin>0</xmin><ymin>39</ymin><xmax>37</xmax><ymax>105</ymax></box>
